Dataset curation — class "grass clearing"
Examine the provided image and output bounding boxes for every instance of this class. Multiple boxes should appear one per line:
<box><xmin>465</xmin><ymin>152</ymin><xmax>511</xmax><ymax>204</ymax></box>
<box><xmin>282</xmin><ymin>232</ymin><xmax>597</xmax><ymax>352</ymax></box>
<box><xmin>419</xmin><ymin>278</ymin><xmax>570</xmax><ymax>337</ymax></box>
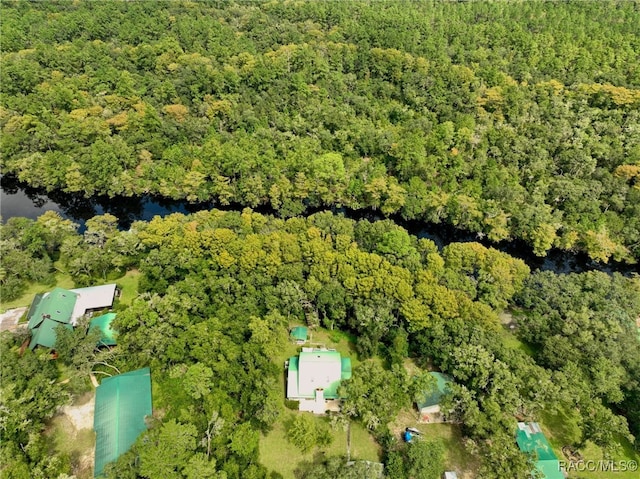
<box><xmin>259</xmin><ymin>413</ymin><xmax>380</xmax><ymax>479</ymax></box>
<box><xmin>305</xmin><ymin>327</ymin><xmax>361</xmax><ymax>366</ymax></box>
<box><xmin>1</xmin><ymin>270</ymin><xmax>74</xmax><ymax>313</ymax></box>
<box><xmin>388</xmin><ymin>408</ymin><xmax>479</xmax><ymax>478</ymax></box>
<box><xmin>115</xmin><ymin>269</ymin><xmax>141</xmax><ymax>305</ymax></box>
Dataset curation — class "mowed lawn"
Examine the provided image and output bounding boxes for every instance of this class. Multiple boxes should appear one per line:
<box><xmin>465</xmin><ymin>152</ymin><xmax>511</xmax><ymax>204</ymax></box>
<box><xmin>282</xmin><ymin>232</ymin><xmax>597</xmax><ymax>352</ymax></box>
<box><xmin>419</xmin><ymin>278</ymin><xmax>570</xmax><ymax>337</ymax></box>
<box><xmin>116</xmin><ymin>269</ymin><xmax>141</xmax><ymax>305</ymax></box>
<box><xmin>388</xmin><ymin>408</ymin><xmax>480</xmax><ymax>479</ymax></box>
<box><xmin>259</xmin><ymin>414</ymin><xmax>380</xmax><ymax>479</ymax></box>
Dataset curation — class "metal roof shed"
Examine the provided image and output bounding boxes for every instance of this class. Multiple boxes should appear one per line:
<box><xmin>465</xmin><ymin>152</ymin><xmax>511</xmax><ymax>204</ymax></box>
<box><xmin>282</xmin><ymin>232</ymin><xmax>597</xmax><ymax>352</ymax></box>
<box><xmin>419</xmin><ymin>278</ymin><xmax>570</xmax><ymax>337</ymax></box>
<box><xmin>94</xmin><ymin>368</ymin><xmax>152</xmax><ymax>477</ymax></box>
<box><xmin>516</xmin><ymin>422</ymin><xmax>563</xmax><ymax>479</ymax></box>
<box><xmin>290</xmin><ymin>326</ymin><xmax>308</xmax><ymax>344</ymax></box>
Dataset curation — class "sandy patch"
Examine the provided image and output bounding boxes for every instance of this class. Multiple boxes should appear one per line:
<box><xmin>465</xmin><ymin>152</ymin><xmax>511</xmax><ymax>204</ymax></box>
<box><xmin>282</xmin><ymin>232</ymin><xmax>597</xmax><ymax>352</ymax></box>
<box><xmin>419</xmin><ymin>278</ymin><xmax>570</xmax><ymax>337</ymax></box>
<box><xmin>60</xmin><ymin>392</ymin><xmax>95</xmax><ymax>431</ymax></box>
<box><xmin>498</xmin><ymin>311</ymin><xmax>513</xmax><ymax>325</ymax></box>
<box><xmin>47</xmin><ymin>392</ymin><xmax>96</xmax><ymax>479</ymax></box>
<box><xmin>0</xmin><ymin>307</ymin><xmax>27</xmax><ymax>330</ymax></box>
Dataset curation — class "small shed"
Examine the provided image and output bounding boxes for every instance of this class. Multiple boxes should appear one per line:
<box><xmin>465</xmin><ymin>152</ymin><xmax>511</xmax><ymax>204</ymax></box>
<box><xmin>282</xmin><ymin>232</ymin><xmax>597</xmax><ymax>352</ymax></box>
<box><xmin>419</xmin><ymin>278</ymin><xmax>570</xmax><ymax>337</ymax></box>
<box><xmin>89</xmin><ymin>313</ymin><xmax>118</xmax><ymax>346</ymax></box>
<box><xmin>444</xmin><ymin>472</ymin><xmax>458</xmax><ymax>479</ymax></box>
<box><xmin>290</xmin><ymin>326</ymin><xmax>308</xmax><ymax>344</ymax></box>
<box><xmin>416</xmin><ymin>372</ymin><xmax>452</xmax><ymax>423</ymax></box>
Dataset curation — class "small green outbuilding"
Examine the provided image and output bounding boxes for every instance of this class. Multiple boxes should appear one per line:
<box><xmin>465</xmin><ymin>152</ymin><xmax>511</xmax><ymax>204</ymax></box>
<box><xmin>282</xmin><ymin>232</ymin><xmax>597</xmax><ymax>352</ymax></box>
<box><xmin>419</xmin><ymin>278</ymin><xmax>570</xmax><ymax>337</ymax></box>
<box><xmin>290</xmin><ymin>326</ymin><xmax>308</xmax><ymax>344</ymax></box>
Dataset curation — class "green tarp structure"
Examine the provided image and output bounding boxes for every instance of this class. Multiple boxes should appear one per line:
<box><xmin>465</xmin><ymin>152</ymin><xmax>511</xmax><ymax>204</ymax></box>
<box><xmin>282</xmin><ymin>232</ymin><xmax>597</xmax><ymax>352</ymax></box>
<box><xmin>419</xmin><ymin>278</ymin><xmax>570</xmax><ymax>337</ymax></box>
<box><xmin>29</xmin><ymin>318</ymin><xmax>73</xmax><ymax>350</ymax></box>
<box><xmin>416</xmin><ymin>372</ymin><xmax>452</xmax><ymax>410</ymax></box>
<box><xmin>89</xmin><ymin>313</ymin><xmax>118</xmax><ymax>346</ymax></box>
<box><xmin>94</xmin><ymin>368</ymin><xmax>152</xmax><ymax>478</ymax></box>
<box><xmin>290</xmin><ymin>326</ymin><xmax>308</xmax><ymax>343</ymax></box>
<box><xmin>287</xmin><ymin>350</ymin><xmax>351</xmax><ymax>399</ymax></box>
<box><xmin>516</xmin><ymin>422</ymin><xmax>563</xmax><ymax>479</ymax></box>
<box><xmin>27</xmin><ymin>287</ymin><xmax>78</xmax><ymax>329</ymax></box>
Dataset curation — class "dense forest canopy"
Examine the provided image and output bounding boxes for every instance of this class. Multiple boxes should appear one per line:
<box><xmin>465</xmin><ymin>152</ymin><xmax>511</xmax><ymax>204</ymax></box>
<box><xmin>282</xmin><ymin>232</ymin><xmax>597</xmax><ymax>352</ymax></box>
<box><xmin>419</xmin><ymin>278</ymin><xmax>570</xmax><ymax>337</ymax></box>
<box><xmin>1</xmin><ymin>0</ymin><xmax>640</xmax><ymax>262</ymax></box>
<box><xmin>2</xmin><ymin>1</ymin><xmax>640</xmax><ymax>478</ymax></box>
<box><xmin>1</xmin><ymin>209</ymin><xmax>640</xmax><ymax>478</ymax></box>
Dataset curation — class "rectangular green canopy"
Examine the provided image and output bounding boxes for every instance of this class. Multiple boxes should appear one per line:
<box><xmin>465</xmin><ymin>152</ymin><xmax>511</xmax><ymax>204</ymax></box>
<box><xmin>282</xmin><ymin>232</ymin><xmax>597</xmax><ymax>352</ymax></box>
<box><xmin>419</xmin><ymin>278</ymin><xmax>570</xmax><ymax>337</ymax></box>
<box><xmin>290</xmin><ymin>326</ymin><xmax>308</xmax><ymax>342</ymax></box>
<box><xmin>417</xmin><ymin>372</ymin><xmax>452</xmax><ymax>410</ymax></box>
<box><xmin>89</xmin><ymin>313</ymin><xmax>118</xmax><ymax>346</ymax></box>
<box><xmin>94</xmin><ymin>368</ymin><xmax>152</xmax><ymax>477</ymax></box>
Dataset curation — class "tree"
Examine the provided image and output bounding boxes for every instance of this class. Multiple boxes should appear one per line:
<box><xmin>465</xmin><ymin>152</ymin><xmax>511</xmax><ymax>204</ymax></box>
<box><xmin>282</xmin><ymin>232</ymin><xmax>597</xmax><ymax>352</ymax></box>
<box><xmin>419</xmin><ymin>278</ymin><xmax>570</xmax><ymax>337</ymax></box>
<box><xmin>138</xmin><ymin>419</ymin><xmax>198</xmax><ymax>479</ymax></box>
<box><xmin>229</xmin><ymin>422</ymin><xmax>259</xmax><ymax>459</ymax></box>
<box><xmin>285</xmin><ymin>414</ymin><xmax>332</xmax><ymax>453</ymax></box>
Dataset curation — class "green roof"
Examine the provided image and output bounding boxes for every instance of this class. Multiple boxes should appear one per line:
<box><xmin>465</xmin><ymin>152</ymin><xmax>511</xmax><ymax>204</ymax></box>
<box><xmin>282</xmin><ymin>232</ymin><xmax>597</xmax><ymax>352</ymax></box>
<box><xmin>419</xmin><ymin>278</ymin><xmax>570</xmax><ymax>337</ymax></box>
<box><xmin>287</xmin><ymin>350</ymin><xmax>351</xmax><ymax>400</ymax></box>
<box><xmin>516</xmin><ymin>422</ymin><xmax>563</xmax><ymax>479</ymax></box>
<box><xmin>27</xmin><ymin>288</ymin><xmax>78</xmax><ymax>329</ymax></box>
<box><xmin>416</xmin><ymin>372</ymin><xmax>452</xmax><ymax>410</ymax></box>
<box><xmin>28</xmin><ymin>318</ymin><xmax>73</xmax><ymax>350</ymax></box>
<box><xmin>90</xmin><ymin>313</ymin><xmax>118</xmax><ymax>346</ymax></box>
<box><xmin>341</xmin><ymin>357</ymin><xmax>352</xmax><ymax>380</ymax></box>
<box><xmin>290</xmin><ymin>326</ymin><xmax>308</xmax><ymax>342</ymax></box>
<box><xmin>94</xmin><ymin>368</ymin><xmax>153</xmax><ymax>477</ymax></box>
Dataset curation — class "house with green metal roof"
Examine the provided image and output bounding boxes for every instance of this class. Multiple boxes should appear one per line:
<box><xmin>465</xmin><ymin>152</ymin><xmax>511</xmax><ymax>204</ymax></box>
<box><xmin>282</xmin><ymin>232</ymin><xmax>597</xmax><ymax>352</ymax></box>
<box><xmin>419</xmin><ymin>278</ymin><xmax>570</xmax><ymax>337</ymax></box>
<box><xmin>290</xmin><ymin>326</ymin><xmax>308</xmax><ymax>344</ymax></box>
<box><xmin>27</xmin><ymin>288</ymin><xmax>78</xmax><ymax>330</ymax></box>
<box><xmin>27</xmin><ymin>288</ymin><xmax>79</xmax><ymax>350</ymax></box>
<box><xmin>287</xmin><ymin>349</ymin><xmax>352</xmax><ymax>414</ymax></box>
<box><xmin>416</xmin><ymin>372</ymin><xmax>452</xmax><ymax>423</ymax></box>
<box><xmin>94</xmin><ymin>368</ymin><xmax>152</xmax><ymax>477</ymax></box>
<box><xmin>26</xmin><ymin>284</ymin><xmax>118</xmax><ymax>351</ymax></box>
<box><xmin>516</xmin><ymin>422</ymin><xmax>563</xmax><ymax>479</ymax></box>
<box><xmin>89</xmin><ymin>313</ymin><xmax>118</xmax><ymax>346</ymax></box>
<box><xmin>29</xmin><ymin>319</ymin><xmax>73</xmax><ymax>350</ymax></box>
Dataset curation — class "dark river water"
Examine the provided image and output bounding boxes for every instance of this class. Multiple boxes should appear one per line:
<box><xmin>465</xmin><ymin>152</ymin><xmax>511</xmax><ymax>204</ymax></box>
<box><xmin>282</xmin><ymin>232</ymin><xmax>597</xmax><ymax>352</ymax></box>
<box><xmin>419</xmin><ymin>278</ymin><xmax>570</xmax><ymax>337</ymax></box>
<box><xmin>1</xmin><ymin>175</ymin><xmax>636</xmax><ymax>275</ymax></box>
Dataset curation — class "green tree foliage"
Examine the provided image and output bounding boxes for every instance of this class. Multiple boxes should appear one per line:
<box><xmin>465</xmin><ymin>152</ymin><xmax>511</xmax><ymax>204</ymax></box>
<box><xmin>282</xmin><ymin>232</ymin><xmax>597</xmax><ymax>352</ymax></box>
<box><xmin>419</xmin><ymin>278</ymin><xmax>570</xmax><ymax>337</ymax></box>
<box><xmin>0</xmin><ymin>332</ymin><xmax>71</xmax><ymax>479</ymax></box>
<box><xmin>2</xmin><ymin>1</ymin><xmax>640</xmax><ymax>261</ymax></box>
<box><xmin>2</xmin><ymin>207</ymin><xmax>639</xmax><ymax>477</ymax></box>
<box><xmin>386</xmin><ymin>438</ymin><xmax>445</xmax><ymax>479</ymax></box>
<box><xmin>137</xmin><ymin>419</ymin><xmax>199</xmax><ymax>479</ymax></box>
<box><xmin>285</xmin><ymin>414</ymin><xmax>332</xmax><ymax>453</ymax></box>
<box><xmin>339</xmin><ymin>362</ymin><xmax>410</xmax><ymax>432</ymax></box>
<box><xmin>0</xmin><ymin>216</ymin><xmax>61</xmax><ymax>300</ymax></box>
<box><xmin>515</xmin><ymin>271</ymin><xmax>640</xmax><ymax>448</ymax></box>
